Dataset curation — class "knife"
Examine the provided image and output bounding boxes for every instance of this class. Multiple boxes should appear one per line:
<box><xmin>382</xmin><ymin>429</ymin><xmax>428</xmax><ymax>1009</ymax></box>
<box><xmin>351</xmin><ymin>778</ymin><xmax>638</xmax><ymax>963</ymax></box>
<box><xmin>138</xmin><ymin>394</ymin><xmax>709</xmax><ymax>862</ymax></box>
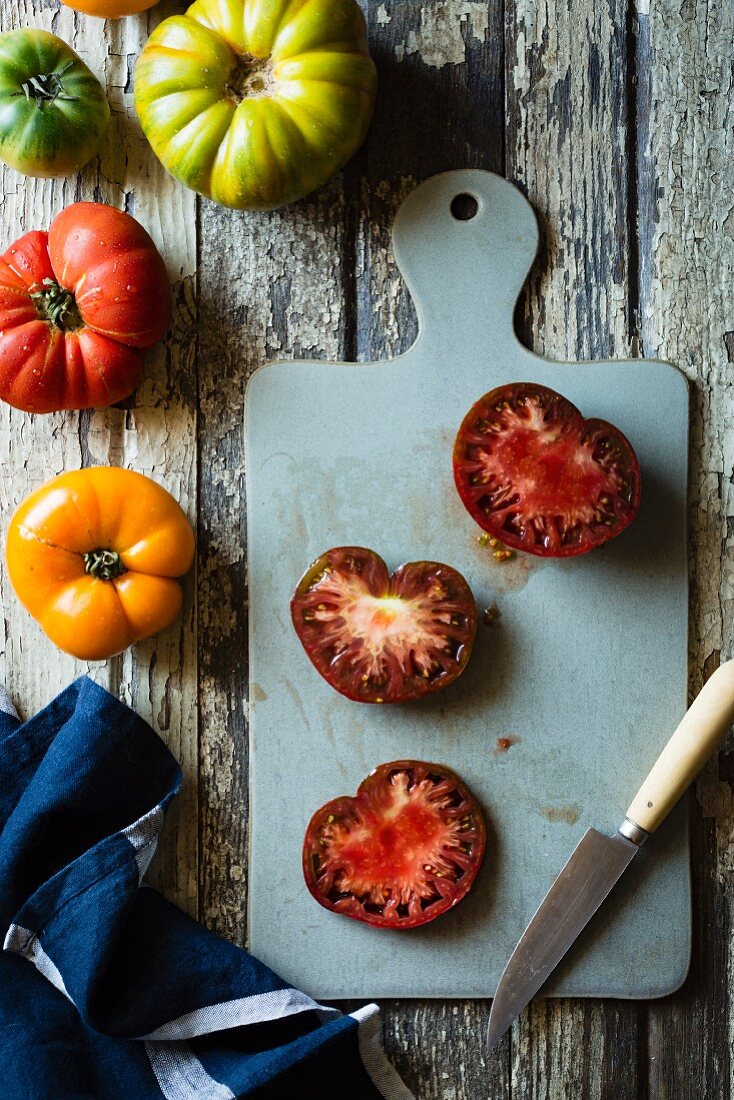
<box><xmin>487</xmin><ymin>660</ymin><xmax>734</xmax><ymax>1050</ymax></box>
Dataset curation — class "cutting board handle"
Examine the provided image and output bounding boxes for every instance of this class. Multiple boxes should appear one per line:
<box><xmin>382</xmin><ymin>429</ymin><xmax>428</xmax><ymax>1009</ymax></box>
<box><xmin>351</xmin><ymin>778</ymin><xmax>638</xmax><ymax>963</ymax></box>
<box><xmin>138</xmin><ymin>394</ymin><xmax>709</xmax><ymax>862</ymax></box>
<box><xmin>391</xmin><ymin>170</ymin><xmax>539</xmax><ymax>357</ymax></box>
<box><xmin>626</xmin><ymin>661</ymin><xmax>734</xmax><ymax>834</ymax></box>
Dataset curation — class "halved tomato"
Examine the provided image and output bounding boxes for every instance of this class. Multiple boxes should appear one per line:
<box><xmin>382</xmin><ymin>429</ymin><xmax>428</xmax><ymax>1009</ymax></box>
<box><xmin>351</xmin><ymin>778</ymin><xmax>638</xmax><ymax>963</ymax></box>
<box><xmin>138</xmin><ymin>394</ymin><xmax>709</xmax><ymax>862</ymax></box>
<box><xmin>291</xmin><ymin>547</ymin><xmax>476</xmax><ymax>703</ymax></box>
<box><xmin>453</xmin><ymin>382</ymin><xmax>642</xmax><ymax>557</ymax></box>
<box><xmin>303</xmin><ymin>760</ymin><xmax>487</xmax><ymax>929</ymax></box>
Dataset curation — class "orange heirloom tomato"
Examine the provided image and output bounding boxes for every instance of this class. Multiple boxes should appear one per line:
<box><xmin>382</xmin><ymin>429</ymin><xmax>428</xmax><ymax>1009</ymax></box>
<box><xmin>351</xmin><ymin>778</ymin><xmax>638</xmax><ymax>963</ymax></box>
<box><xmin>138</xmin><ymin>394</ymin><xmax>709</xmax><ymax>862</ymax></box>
<box><xmin>6</xmin><ymin>467</ymin><xmax>195</xmax><ymax>661</ymax></box>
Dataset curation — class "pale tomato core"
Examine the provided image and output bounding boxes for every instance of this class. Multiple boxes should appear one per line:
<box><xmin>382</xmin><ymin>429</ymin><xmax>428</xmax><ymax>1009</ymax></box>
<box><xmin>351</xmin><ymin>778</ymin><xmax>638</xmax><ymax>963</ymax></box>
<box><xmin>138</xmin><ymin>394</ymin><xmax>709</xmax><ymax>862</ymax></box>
<box><xmin>292</xmin><ymin>548</ymin><xmax>476</xmax><ymax>703</ymax></box>
<box><xmin>312</xmin><ymin>575</ymin><xmax>456</xmax><ymax>680</ymax></box>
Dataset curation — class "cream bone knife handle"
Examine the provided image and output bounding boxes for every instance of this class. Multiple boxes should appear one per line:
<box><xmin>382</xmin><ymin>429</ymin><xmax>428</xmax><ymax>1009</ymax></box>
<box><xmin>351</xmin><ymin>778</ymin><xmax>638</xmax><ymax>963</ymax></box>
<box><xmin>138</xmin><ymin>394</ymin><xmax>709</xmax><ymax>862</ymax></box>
<box><xmin>623</xmin><ymin>661</ymin><xmax>734</xmax><ymax>839</ymax></box>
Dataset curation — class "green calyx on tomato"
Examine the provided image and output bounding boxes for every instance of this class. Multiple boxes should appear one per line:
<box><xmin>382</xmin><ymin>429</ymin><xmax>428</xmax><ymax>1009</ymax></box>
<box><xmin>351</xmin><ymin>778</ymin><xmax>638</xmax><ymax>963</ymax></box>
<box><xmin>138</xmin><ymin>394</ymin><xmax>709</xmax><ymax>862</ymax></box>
<box><xmin>0</xmin><ymin>202</ymin><xmax>171</xmax><ymax>413</ymax></box>
<box><xmin>134</xmin><ymin>0</ymin><xmax>377</xmax><ymax>211</ymax></box>
<box><xmin>20</xmin><ymin>70</ymin><xmax>67</xmax><ymax>103</ymax></box>
<box><xmin>83</xmin><ymin>548</ymin><xmax>127</xmax><ymax>581</ymax></box>
<box><xmin>30</xmin><ymin>279</ymin><xmax>82</xmax><ymax>332</ymax></box>
<box><xmin>0</xmin><ymin>30</ymin><xmax>110</xmax><ymax>178</ymax></box>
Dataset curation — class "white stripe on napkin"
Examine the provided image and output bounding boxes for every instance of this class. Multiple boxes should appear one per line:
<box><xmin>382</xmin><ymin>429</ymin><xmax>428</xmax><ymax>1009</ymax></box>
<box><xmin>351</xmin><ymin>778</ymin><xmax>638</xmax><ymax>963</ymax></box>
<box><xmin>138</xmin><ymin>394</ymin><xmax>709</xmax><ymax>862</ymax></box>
<box><xmin>3</xmin><ymin>801</ymin><xmax>166</xmax><ymax>1002</ymax></box>
<box><xmin>3</xmin><ymin>924</ymin><xmax>72</xmax><ymax>1003</ymax></box>
<box><xmin>121</xmin><ymin>802</ymin><xmax>165</xmax><ymax>881</ymax></box>
<box><xmin>0</xmin><ymin>685</ymin><xmax>18</xmax><ymax>720</ymax></box>
<box><xmin>141</xmin><ymin>986</ymin><xmax>339</xmax><ymax>1040</ymax></box>
<box><xmin>145</xmin><ymin>1041</ymin><xmax>235</xmax><ymax>1100</ymax></box>
<box><xmin>351</xmin><ymin>1005</ymin><xmax>416</xmax><ymax>1100</ymax></box>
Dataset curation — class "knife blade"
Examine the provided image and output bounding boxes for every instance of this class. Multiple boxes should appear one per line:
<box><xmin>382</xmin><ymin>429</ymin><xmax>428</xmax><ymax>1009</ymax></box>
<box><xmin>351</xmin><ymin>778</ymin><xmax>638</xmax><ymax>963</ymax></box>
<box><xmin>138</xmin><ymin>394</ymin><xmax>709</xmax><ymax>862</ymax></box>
<box><xmin>487</xmin><ymin>660</ymin><xmax>734</xmax><ymax>1050</ymax></box>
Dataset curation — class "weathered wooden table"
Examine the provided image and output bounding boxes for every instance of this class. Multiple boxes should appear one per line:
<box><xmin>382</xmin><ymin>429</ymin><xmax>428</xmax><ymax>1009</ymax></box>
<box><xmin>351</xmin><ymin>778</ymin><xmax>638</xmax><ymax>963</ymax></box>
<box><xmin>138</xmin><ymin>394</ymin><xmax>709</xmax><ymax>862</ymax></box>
<box><xmin>0</xmin><ymin>1</ymin><xmax>731</xmax><ymax>1095</ymax></box>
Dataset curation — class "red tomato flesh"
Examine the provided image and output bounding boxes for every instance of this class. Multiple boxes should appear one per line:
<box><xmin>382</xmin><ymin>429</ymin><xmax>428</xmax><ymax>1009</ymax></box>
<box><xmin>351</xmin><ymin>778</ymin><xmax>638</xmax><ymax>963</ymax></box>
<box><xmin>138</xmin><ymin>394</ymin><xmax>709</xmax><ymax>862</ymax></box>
<box><xmin>453</xmin><ymin>382</ymin><xmax>641</xmax><ymax>557</ymax></box>
<box><xmin>303</xmin><ymin>760</ymin><xmax>487</xmax><ymax>928</ymax></box>
<box><xmin>291</xmin><ymin>547</ymin><xmax>477</xmax><ymax>703</ymax></box>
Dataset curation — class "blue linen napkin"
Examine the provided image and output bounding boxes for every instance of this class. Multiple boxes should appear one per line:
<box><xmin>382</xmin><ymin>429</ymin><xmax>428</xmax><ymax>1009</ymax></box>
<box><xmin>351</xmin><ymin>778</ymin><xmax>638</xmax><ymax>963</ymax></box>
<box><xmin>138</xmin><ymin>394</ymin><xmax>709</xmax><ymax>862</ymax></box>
<box><xmin>0</xmin><ymin>677</ymin><xmax>412</xmax><ymax>1099</ymax></box>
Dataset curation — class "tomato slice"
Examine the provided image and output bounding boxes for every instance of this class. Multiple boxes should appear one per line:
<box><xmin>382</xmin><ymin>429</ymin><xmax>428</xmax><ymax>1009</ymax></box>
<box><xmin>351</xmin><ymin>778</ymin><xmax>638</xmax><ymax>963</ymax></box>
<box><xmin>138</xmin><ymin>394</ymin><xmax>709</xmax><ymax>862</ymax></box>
<box><xmin>291</xmin><ymin>547</ymin><xmax>477</xmax><ymax>703</ymax></box>
<box><xmin>303</xmin><ymin>761</ymin><xmax>487</xmax><ymax>929</ymax></box>
<box><xmin>453</xmin><ymin>382</ymin><xmax>642</xmax><ymax>557</ymax></box>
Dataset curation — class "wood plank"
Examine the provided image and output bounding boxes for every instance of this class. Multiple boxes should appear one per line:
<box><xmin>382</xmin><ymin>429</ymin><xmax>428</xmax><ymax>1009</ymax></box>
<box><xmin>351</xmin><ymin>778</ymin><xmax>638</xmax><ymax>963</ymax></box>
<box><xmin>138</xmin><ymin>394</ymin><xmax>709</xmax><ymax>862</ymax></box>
<box><xmin>638</xmin><ymin>0</ymin><xmax>734</xmax><ymax>1093</ymax></box>
<box><xmin>197</xmin><ymin>182</ymin><xmax>350</xmax><ymax>938</ymax></box>
<box><xmin>0</xmin><ymin>7</ymin><xmax>99</xmax><ymax>718</ymax></box>
<box><xmin>356</xmin><ymin>1</ymin><xmax>507</xmax><ymax>1093</ymax></box>
<box><xmin>504</xmin><ymin>0</ymin><xmax>645</xmax><ymax>1095</ymax></box>
<box><xmin>0</xmin><ymin>7</ymin><xmax>199</xmax><ymax>916</ymax></box>
<box><xmin>356</xmin><ymin>0</ymin><xmax>504</xmax><ymax>361</ymax></box>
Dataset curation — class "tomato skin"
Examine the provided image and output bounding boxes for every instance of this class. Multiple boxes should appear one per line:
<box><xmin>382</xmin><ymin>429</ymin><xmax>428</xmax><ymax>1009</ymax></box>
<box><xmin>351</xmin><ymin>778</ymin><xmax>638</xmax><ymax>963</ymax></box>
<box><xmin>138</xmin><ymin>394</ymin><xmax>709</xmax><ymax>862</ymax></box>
<box><xmin>291</xmin><ymin>547</ymin><xmax>477</xmax><ymax>704</ymax></box>
<box><xmin>453</xmin><ymin>382</ymin><xmax>642</xmax><ymax>557</ymax></box>
<box><xmin>303</xmin><ymin>760</ymin><xmax>487</xmax><ymax>929</ymax></box>
<box><xmin>0</xmin><ymin>30</ymin><xmax>109</xmax><ymax>178</ymax></box>
<box><xmin>6</xmin><ymin>467</ymin><xmax>195</xmax><ymax>661</ymax></box>
<box><xmin>134</xmin><ymin>0</ymin><xmax>377</xmax><ymax>210</ymax></box>
<box><xmin>49</xmin><ymin>204</ymin><xmax>171</xmax><ymax>348</ymax></box>
<box><xmin>0</xmin><ymin>203</ymin><xmax>171</xmax><ymax>413</ymax></box>
<box><xmin>62</xmin><ymin>0</ymin><xmax>159</xmax><ymax>18</ymax></box>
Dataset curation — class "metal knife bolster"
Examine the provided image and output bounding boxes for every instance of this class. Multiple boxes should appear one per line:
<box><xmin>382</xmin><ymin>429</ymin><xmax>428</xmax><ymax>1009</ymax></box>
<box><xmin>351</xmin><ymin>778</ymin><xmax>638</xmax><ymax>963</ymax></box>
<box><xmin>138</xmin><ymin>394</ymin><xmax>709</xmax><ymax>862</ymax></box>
<box><xmin>618</xmin><ymin>818</ymin><xmax>650</xmax><ymax>846</ymax></box>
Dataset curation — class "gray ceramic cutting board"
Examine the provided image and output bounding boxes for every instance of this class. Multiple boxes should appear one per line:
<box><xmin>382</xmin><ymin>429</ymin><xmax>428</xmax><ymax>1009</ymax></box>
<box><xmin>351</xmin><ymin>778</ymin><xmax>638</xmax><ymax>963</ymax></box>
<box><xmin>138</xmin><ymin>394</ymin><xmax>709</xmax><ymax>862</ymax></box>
<box><xmin>245</xmin><ymin>170</ymin><xmax>689</xmax><ymax>1000</ymax></box>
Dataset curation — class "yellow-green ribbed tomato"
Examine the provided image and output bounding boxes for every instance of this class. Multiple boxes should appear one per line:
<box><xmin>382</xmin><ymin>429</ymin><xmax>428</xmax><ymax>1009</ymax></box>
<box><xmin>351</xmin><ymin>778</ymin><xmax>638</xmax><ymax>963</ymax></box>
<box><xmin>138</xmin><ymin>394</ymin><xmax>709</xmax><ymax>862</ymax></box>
<box><xmin>134</xmin><ymin>0</ymin><xmax>376</xmax><ymax>210</ymax></box>
<box><xmin>0</xmin><ymin>30</ymin><xmax>110</xmax><ymax>178</ymax></box>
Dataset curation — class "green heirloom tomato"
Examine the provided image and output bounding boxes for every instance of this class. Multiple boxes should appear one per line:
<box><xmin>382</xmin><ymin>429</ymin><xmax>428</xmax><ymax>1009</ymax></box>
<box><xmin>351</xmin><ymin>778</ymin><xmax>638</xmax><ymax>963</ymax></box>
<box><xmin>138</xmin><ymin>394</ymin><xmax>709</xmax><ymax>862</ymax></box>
<box><xmin>0</xmin><ymin>30</ymin><xmax>110</xmax><ymax>178</ymax></box>
<box><xmin>134</xmin><ymin>0</ymin><xmax>377</xmax><ymax>210</ymax></box>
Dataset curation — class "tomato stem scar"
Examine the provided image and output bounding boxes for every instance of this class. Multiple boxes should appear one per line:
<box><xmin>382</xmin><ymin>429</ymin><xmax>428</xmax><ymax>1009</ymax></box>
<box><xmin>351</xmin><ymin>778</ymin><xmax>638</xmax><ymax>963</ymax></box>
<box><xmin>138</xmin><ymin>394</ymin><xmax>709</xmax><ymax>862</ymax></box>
<box><xmin>224</xmin><ymin>53</ymin><xmax>274</xmax><ymax>102</ymax></box>
<box><xmin>83</xmin><ymin>549</ymin><xmax>126</xmax><ymax>581</ymax></box>
<box><xmin>30</xmin><ymin>279</ymin><xmax>83</xmax><ymax>332</ymax></box>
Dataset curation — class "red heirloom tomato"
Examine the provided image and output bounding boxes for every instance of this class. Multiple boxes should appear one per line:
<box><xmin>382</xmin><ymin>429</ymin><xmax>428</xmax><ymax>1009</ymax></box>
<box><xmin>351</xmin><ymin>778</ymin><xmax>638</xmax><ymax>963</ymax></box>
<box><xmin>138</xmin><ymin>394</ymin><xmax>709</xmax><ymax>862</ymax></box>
<box><xmin>291</xmin><ymin>547</ymin><xmax>477</xmax><ymax>704</ymax></box>
<box><xmin>303</xmin><ymin>760</ymin><xmax>487</xmax><ymax>929</ymax></box>
<box><xmin>453</xmin><ymin>382</ymin><xmax>642</xmax><ymax>557</ymax></box>
<box><xmin>0</xmin><ymin>202</ymin><xmax>171</xmax><ymax>413</ymax></box>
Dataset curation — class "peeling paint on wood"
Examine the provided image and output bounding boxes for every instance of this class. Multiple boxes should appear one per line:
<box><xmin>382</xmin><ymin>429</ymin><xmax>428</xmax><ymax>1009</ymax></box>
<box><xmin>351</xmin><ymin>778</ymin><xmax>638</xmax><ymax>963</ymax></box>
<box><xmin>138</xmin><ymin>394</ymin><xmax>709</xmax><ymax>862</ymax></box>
<box><xmin>0</xmin><ymin>2</ymin><xmax>198</xmax><ymax>918</ymax></box>
<box><xmin>197</xmin><ymin>182</ymin><xmax>348</xmax><ymax>939</ymax></box>
<box><xmin>639</xmin><ymin>0</ymin><xmax>734</xmax><ymax>1095</ymax></box>
<box><xmin>390</xmin><ymin>2</ymin><xmax>490</xmax><ymax>68</ymax></box>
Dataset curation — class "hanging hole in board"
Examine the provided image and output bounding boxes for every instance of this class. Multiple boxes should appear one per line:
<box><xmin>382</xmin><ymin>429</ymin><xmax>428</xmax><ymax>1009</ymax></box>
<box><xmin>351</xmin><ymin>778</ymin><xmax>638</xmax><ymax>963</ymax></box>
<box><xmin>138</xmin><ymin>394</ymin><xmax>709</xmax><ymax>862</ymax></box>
<box><xmin>451</xmin><ymin>193</ymin><xmax>479</xmax><ymax>221</ymax></box>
